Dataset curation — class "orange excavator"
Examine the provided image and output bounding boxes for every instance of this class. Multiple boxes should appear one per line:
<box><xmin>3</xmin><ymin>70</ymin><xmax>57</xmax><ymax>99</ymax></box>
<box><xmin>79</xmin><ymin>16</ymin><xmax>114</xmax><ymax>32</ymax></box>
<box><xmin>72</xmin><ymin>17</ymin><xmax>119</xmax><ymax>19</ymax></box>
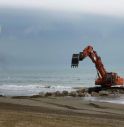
<box><xmin>71</xmin><ymin>45</ymin><xmax>124</xmax><ymax>87</ymax></box>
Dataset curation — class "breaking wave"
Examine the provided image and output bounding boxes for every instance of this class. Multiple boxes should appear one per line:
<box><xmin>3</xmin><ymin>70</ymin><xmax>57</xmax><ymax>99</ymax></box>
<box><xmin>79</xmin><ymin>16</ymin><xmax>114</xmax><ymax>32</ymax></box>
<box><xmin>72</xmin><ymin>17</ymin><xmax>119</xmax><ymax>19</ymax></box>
<box><xmin>0</xmin><ymin>84</ymin><xmax>74</xmax><ymax>96</ymax></box>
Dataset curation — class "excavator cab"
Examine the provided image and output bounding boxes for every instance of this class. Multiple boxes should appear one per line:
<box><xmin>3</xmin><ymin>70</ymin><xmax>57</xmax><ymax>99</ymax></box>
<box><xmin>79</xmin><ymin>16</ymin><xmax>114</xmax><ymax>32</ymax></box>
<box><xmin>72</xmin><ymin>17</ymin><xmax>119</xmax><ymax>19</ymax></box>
<box><xmin>71</xmin><ymin>54</ymin><xmax>79</xmax><ymax>67</ymax></box>
<box><xmin>105</xmin><ymin>73</ymin><xmax>117</xmax><ymax>84</ymax></box>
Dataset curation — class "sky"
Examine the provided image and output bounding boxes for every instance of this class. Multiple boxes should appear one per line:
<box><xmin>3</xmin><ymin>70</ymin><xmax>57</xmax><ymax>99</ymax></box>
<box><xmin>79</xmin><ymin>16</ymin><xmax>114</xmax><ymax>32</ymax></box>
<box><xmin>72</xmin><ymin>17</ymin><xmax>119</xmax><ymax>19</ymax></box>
<box><xmin>0</xmin><ymin>0</ymin><xmax>124</xmax><ymax>70</ymax></box>
<box><xmin>0</xmin><ymin>0</ymin><xmax>124</xmax><ymax>17</ymax></box>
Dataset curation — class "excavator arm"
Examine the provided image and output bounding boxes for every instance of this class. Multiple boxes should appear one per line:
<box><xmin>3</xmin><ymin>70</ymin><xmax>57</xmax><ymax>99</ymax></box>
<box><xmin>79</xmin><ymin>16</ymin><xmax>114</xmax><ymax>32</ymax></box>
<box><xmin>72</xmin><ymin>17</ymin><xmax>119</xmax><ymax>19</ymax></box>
<box><xmin>71</xmin><ymin>45</ymin><xmax>124</xmax><ymax>87</ymax></box>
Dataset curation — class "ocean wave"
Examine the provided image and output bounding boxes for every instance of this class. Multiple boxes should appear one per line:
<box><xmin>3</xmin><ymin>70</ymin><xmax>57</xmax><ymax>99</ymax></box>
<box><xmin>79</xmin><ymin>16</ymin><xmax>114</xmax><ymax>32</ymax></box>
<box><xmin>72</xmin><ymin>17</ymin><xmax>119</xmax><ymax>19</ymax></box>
<box><xmin>0</xmin><ymin>84</ymin><xmax>74</xmax><ymax>96</ymax></box>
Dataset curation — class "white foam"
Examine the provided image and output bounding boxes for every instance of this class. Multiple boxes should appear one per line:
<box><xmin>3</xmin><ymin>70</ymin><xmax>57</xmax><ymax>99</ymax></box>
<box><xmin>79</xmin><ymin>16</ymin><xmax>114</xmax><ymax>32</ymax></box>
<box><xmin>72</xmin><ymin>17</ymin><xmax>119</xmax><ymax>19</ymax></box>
<box><xmin>84</xmin><ymin>96</ymin><xmax>124</xmax><ymax>104</ymax></box>
<box><xmin>0</xmin><ymin>84</ymin><xmax>74</xmax><ymax>96</ymax></box>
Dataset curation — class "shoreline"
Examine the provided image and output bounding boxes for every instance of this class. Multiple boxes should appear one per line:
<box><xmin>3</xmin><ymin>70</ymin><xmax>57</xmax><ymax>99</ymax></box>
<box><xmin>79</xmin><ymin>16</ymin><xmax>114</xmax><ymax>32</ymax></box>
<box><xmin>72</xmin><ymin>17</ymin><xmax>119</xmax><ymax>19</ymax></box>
<box><xmin>1</xmin><ymin>86</ymin><xmax>124</xmax><ymax>105</ymax></box>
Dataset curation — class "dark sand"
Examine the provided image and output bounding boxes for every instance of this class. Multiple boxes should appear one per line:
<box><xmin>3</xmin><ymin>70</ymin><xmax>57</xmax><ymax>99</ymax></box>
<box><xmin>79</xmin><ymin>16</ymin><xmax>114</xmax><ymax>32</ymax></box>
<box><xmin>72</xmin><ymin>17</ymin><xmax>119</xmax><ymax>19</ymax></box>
<box><xmin>0</xmin><ymin>96</ymin><xmax>124</xmax><ymax>127</ymax></box>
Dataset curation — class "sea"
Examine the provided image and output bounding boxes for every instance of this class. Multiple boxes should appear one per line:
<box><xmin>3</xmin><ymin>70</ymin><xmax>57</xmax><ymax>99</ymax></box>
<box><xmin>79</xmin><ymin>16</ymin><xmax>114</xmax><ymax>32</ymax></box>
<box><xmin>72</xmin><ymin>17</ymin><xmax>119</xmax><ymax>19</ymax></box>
<box><xmin>0</xmin><ymin>68</ymin><xmax>95</xmax><ymax>96</ymax></box>
<box><xmin>0</xmin><ymin>68</ymin><xmax>124</xmax><ymax>104</ymax></box>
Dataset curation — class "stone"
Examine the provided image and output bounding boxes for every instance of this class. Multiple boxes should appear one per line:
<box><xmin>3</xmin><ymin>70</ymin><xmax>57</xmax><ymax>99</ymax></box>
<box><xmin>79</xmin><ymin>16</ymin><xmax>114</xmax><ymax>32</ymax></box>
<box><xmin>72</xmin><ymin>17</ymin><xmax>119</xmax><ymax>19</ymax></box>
<box><xmin>62</xmin><ymin>91</ymin><xmax>68</xmax><ymax>96</ymax></box>
<box><xmin>91</xmin><ymin>92</ymin><xmax>99</xmax><ymax>97</ymax></box>
<box><xmin>69</xmin><ymin>91</ymin><xmax>78</xmax><ymax>97</ymax></box>
<box><xmin>54</xmin><ymin>91</ymin><xmax>62</xmax><ymax>96</ymax></box>
<box><xmin>84</xmin><ymin>92</ymin><xmax>91</xmax><ymax>97</ymax></box>
<box><xmin>76</xmin><ymin>88</ymin><xmax>85</xmax><ymax>93</ymax></box>
<box><xmin>39</xmin><ymin>92</ymin><xmax>45</xmax><ymax>97</ymax></box>
<box><xmin>45</xmin><ymin>92</ymin><xmax>52</xmax><ymax>97</ymax></box>
<box><xmin>78</xmin><ymin>92</ymin><xmax>85</xmax><ymax>97</ymax></box>
<box><xmin>99</xmin><ymin>90</ymin><xmax>109</xmax><ymax>96</ymax></box>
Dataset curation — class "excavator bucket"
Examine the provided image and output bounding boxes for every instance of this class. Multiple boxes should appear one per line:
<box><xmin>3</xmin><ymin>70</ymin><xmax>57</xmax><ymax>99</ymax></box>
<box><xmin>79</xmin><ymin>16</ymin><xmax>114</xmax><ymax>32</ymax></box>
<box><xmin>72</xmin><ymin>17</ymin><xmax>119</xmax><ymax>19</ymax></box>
<box><xmin>71</xmin><ymin>54</ymin><xmax>79</xmax><ymax>67</ymax></box>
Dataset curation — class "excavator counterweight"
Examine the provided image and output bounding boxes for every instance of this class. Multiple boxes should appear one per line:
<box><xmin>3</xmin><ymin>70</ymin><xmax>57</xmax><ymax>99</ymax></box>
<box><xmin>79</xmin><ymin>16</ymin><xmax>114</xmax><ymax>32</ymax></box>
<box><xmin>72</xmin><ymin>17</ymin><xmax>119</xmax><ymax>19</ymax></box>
<box><xmin>71</xmin><ymin>45</ymin><xmax>124</xmax><ymax>87</ymax></box>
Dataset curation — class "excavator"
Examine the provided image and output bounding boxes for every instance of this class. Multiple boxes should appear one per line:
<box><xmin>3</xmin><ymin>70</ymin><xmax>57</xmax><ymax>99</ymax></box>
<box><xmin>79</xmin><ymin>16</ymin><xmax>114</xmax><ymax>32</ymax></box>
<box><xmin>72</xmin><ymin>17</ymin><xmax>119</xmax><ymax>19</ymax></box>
<box><xmin>71</xmin><ymin>45</ymin><xmax>124</xmax><ymax>87</ymax></box>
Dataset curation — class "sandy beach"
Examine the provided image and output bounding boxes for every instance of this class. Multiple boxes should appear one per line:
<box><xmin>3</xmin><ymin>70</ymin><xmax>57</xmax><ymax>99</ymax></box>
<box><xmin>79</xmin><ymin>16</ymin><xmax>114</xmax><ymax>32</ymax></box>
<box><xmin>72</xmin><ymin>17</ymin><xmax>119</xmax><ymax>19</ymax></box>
<box><xmin>0</xmin><ymin>96</ymin><xmax>124</xmax><ymax>127</ymax></box>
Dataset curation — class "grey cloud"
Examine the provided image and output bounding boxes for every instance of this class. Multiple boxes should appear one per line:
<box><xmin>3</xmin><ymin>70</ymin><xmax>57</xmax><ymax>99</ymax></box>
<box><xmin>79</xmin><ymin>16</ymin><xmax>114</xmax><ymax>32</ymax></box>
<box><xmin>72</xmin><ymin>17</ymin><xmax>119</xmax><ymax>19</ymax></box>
<box><xmin>0</xmin><ymin>8</ymin><xmax>124</xmax><ymax>69</ymax></box>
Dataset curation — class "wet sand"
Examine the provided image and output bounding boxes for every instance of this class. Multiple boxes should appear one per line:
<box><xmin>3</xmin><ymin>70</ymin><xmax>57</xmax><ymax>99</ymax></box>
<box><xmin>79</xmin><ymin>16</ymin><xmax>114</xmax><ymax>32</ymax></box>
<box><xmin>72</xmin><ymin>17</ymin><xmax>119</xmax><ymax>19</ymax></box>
<box><xmin>0</xmin><ymin>96</ymin><xmax>124</xmax><ymax>127</ymax></box>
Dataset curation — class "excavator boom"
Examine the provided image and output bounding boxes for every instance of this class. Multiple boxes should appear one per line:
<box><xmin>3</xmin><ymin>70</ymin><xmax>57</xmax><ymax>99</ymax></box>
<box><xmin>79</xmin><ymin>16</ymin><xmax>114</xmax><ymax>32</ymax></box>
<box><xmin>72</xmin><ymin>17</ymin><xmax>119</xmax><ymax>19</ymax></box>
<box><xmin>71</xmin><ymin>45</ymin><xmax>124</xmax><ymax>87</ymax></box>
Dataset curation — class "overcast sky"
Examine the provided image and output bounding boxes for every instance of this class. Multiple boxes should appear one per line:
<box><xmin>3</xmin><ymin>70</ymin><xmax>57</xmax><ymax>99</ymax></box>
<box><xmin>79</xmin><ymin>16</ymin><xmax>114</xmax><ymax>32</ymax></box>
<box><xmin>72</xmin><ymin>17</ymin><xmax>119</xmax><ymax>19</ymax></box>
<box><xmin>0</xmin><ymin>0</ymin><xmax>124</xmax><ymax>17</ymax></box>
<box><xmin>0</xmin><ymin>1</ymin><xmax>124</xmax><ymax>70</ymax></box>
